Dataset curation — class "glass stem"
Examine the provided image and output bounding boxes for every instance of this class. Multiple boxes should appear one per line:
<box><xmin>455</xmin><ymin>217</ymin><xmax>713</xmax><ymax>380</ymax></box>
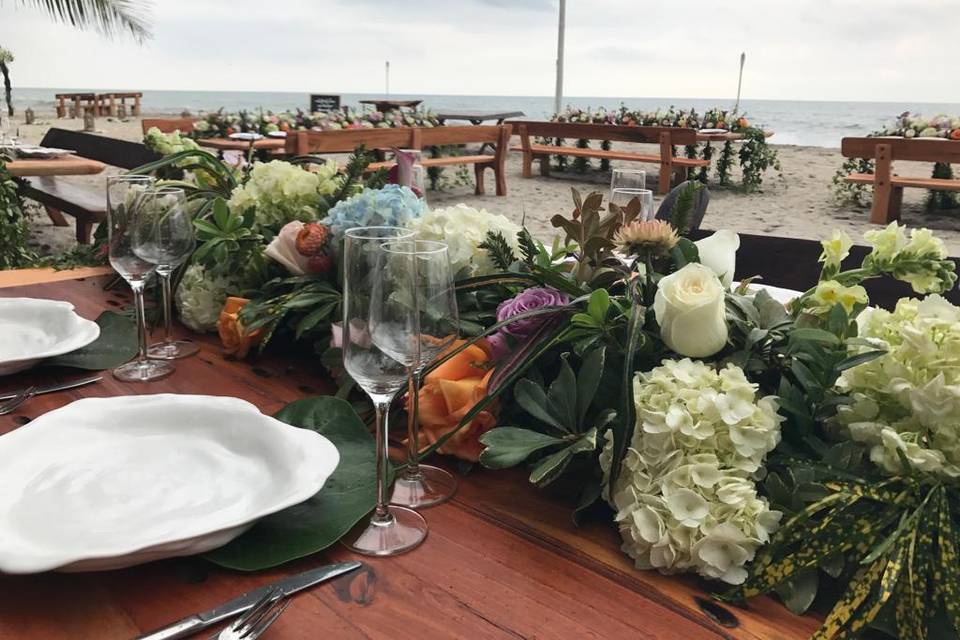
<box><xmin>373</xmin><ymin>399</ymin><xmax>393</xmax><ymax>523</ymax></box>
<box><xmin>160</xmin><ymin>270</ymin><xmax>174</xmax><ymax>344</ymax></box>
<box><xmin>132</xmin><ymin>282</ymin><xmax>149</xmax><ymax>364</ymax></box>
<box><xmin>405</xmin><ymin>372</ymin><xmax>422</xmax><ymax>477</ymax></box>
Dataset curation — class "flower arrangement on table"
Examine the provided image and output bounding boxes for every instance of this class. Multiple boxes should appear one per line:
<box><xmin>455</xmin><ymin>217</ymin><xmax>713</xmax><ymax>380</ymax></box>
<box><xmin>140</xmin><ymin>133</ymin><xmax>960</xmax><ymax>637</ymax></box>
<box><xmin>833</xmin><ymin>112</ymin><xmax>960</xmax><ymax>211</ymax></box>
<box><xmin>547</xmin><ymin>105</ymin><xmax>779</xmax><ymax>190</ymax></box>
<box><xmin>189</xmin><ymin>107</ymin><xmax>442</xmax><ymax>138</ymax></box>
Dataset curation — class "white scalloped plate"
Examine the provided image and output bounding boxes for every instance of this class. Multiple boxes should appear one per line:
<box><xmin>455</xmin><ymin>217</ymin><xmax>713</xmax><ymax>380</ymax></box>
<box><xmin>0</xmin><ymin>298</ymin><xmax>101</xmax><ymax>375</ymax></box>
<box><xmin>0</xmin><ymin>394</ymin><xmax>340</xmax><ymax>573</ymax></box>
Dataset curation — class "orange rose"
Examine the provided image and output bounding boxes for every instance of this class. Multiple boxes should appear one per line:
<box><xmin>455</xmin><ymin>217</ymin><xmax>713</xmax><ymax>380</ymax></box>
<box><xmin>737</xmin><ymin>117</ymin><xmax>749</xmax><ymax>129</ymax></box>
<box><xmin>950</xmin><ymin>129</ymin><xmax>960</xmax><ymax>141</ymax></box>
<box><xmin>217</xmin><ymin>297</ymin><xmax>262</xmax><ymax>358</ymax></box>
<box><xmin>413</xmin><ymin>338</ymin><xmax>498</xmax><ymax>462</ymax></box>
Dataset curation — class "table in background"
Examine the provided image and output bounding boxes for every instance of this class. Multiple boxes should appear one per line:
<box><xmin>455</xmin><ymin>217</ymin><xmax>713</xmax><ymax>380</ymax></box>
<box><xmin>358</xmin><ymin>99</ymin><xmax>422</xmax><ymax>113</ymax></box>
<box><xmin>436</xmin><ymin>111</ymin><xmax>526</xmax><ymax>126</ymax></box>
<box><xmin>696</xmin><ymin>130</ymin><xmax>775</xmax><ymax>143</ymax></box>
<box><xmin>195</xmin><ymin>137</ymin><xmax>287</xmax><ymax>153</ymax></box>
<box><xmin>6</xmin><ymin>155</ymin><xmax>106</xmax><ymax>177</ymax></box>
<box><xmin>0</xmin><ymin>275</ymin><xmax>819</xmax><ymax>640</ymax></box>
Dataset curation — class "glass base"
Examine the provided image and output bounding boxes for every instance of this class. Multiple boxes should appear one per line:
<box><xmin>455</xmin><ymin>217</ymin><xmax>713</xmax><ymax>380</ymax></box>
<box><xmin>341</xmin><ymin>505</ymin><xmax>427</xmax><ymax>556</ymax></box>
<box><xmin>112</xmin><ymin>359</ymin><xmax>175</xmax><ymax>383</ymax></box>
<box><xmin>390</xmin><ymin>465</ymin><xmax>458</xmax><ymax>509</ymax></box>
<box><xmin>148</xmin><ymin>340</ymin><xmax>199</xmax><ymax>360</ymax></box>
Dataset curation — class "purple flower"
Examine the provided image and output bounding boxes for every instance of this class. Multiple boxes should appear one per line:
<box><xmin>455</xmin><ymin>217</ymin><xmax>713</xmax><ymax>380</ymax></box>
<box><xmin>495</xmin><ymin>286</ymin><xmax>570</xmax><ymax>340</ymax></box>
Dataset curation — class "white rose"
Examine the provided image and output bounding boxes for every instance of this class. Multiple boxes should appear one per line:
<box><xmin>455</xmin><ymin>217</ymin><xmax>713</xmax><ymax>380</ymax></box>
<box><xmin>264</xmin><ymin>221</ymin><xmax>310</xmax><ymax>275</ymax></box>
<box><xmin>694</xmin><ymin>230</ymin><xmax>740</xmax><ymax>287</ymax></box>
<box><xmin>654</xmin><ymin>263</ymin><xmax>729</xmax><ymax>358</ymax></box>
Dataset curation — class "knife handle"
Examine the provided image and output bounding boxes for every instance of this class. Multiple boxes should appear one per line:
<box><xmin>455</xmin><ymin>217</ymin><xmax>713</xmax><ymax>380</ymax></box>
<box><xmin>133</xmin><ymin>614</ymin><xmax>206</xmax><ymax>640</ymax></box>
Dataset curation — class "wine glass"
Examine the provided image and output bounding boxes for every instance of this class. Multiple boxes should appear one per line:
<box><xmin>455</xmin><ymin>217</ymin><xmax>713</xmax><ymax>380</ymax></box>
<box><xmin>340</xmin><ymin>225</ymin><xmax>427</xmax><ymax>556</ymax></box>
<box><xmin>106</xmin><ymin>175</ymin><xmax>174</xmax><ymax>382</ymax></box>
<box><xmin>132</xmin><ymin>187</ymin><xmax>199</xmax><ymax>360</ymax></box>
<box><xmin>610</xmin><ymin>168</ymin><xmax>646</xmax><ymax>194</ymax></box>
<box><xmin>610</xmin><ymin>188</ymin><xmax>654</xmax><ymax>221</ymax></box>
<box><xmin>383</xmin><ymin>240</ymin><xmax>460</xmax><ymax>509</ymax></box>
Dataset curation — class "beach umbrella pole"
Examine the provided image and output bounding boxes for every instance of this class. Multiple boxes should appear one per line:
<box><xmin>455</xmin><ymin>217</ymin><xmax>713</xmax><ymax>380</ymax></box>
<box><xmin>554</xmin><ymin>0</ymin><xmax>565</xmax><ymax>115</ymax></box>
<box><xmin>734</xmin><ymin>52</ymin><xmax>745</xmax><ymax>114</ymax></box>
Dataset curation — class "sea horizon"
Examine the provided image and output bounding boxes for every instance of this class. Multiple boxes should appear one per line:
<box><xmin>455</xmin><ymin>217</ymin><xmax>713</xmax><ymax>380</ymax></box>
<box><xmin>11</xmin><ymin>87</ymin><xmax>960</xmax><ymax>149</ymax></box>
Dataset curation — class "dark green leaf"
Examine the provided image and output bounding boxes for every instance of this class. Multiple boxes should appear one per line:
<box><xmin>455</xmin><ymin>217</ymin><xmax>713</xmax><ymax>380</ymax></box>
<box><xmin>576</xmin><ymin>346</ymin><xmax>606</xmax><ymax>428</ymax></box>
<box><xmin>546</xmin><ymin>355</ymin><xmax>578</xmax><ymax>430</ymax></box>
<box><xmin>514</xmin><ymin>378</ymin><xmax>565</xmax><ymax>432</ymax></box>
<box><xmin>45</xmin><ymin>311</ymin><xmax>137</xmax><ymax>370</ymax></box>
<box><xmin>478</xmin><ymin>427</ymin><xmax>565</xmax><ymax>469</ymax></box>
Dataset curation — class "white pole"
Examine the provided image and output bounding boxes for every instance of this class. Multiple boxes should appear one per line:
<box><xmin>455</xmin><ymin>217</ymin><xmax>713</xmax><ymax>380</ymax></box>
<box><xmin>385</xmin><ymin>60</ymin><xmax>390</xmax><ymax>96</ymax></box>
<box><xmin>733</xmin><ymin>52</ymin><xmax>745</xmax><ymax>113</ymax></box>
<box><xmin>554</xmin><ymin>0</ymin><xmax>565</xmax><ymax>115</ymax></box>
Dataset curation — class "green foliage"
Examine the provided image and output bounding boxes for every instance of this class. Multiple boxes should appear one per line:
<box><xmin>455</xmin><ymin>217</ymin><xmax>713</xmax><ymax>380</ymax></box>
<box><xmin>668</xmin><ymin>180</ymin><xmax>703</xmax><ymax>234</ymax></box>
<box><xmin>738</xmin><ymin>128</ymin><xmax>782</xmax><ymax>191</ymax></box>
<box><xmin>832</xmin><ymin>157</ymin><xmax>874</xmax><ymax>208</ymax></box>
<box><xmin>238</xmin><ymin>275</ymin><xmax>341</xmax><ymax>350</ymax></box>
<box><xmin>0</xmin><ymin>156</ymin><xmax>37</xmax><ymax>269</ymax></box>
<box><xmin>45</xmin><ymin>311</ymin><xmax>137</xmax><ymax>369</ymax></box>
<box><xmin>19</xmin><ymin>0</ymin><xmax>152</xmax><ymax>42</ymax></box>
<box><xmin>478</xmin><ymin>230</ymin><xmax>518</xmax><ymax>272</ymax></box>
<box><xmin>926</xmin><ymin>162</ymin><xmax>959</xmax><ymax>212</ymax></box>
<box><xmin>716</xmin><ymin>140</ymin><xmax>735</xmax><ymax>186</ymax></box>
<box><xmin>192</xmin><ymin>197</ymin><xmax>265</xmax><ymax>280</ymax></box>
<box><xmin>204</xmin><ymin>396</ymin><xmax>377</xmax><ymax>570</ymax></box>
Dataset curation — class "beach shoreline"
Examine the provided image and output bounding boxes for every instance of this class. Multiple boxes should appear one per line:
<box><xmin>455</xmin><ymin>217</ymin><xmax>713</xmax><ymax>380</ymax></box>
<box><xmin>12</xmin><ymin>114</ymin><xmax>960</xmax><ymax>258</ymax></box>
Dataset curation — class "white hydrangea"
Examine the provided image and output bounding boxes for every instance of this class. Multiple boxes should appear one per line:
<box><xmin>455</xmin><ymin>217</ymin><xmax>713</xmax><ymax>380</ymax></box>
<box><xmin>836</xmin><ymin>295</ymin><xmax>960</xmax><ymax>478</ymax></box>
<box><xmin>600</xmin><ymin>358</ymin><xmax>784</xmax><ymax>584</ymax></box>
<box><xmin>227</xmin><ymin>160</ymin><xmax>339</xmax><ymax>230</ymax></box>
<box><xmin>408</xmin><ymin>204</ymin><xmax>522</xmax><ymax>277</ymax></box>
<box><xmin>175</xmin><ymin>264</ymin><xmax>241</xmax><ymax>333</ymax></box>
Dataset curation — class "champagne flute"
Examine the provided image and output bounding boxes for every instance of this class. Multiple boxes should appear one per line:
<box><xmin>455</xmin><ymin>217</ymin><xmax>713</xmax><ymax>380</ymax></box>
<box><xmin>341</xmin><ymin>225</ymin><xmax>427</xmax><ymax>556</ymax></box>
<box><xmin>132</xmin><ymin>187</ymin><xmax>200</xmax><ymax>360</ymax></box>
<box><xmin>610</xmin><ymin>188</ymin><xmax>654</xmax><ymax>221</ymax></box>
<box><xmin>383</xmin><ymin>240</ymin><xmax>460</xmax><ymax>509</ymax></box>
<box><xmin>106</xmin><ymin>175</ymin><xmax>174</xmax><ymax>382</ymax></box>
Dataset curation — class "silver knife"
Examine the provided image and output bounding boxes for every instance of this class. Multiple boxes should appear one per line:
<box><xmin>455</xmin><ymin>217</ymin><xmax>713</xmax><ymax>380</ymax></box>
<box><xmin>135</xmin><ymin>561</ymin><xmax>362</xmax><ymax>640</ymax></box>
<box><xmin>0</xmin><ymin>375</ymin><xmax>102</xmax><ymax>401</ymax></box>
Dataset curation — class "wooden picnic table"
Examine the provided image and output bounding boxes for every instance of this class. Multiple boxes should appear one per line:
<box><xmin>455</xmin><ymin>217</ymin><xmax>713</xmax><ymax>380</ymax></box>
<box><xmin>696</xmin><ymin>130</ymin><xmax>775</xmax><ymax>143</ymax></box>
<box><xmin>359</xmin><ymin>99</ymin><xmax>422</xmax><ymax>113</ymax></box>
<box><xmin>436</xmin><ymin>110</ymin><xmax>526</xmax><ymax>125</ymax></box>
<box><xmin>6</xmin><ymin>155</ymin><xmax>106</xmax><ymax>178</ymax></box>
<box><xmin>0</xmin><ymin>274</ymin><xmax>818</xmax><ymax>640</ymax></box>
<box><xmin>196</xmin><ymin>137</ymin><xmax>287</xmax><ymax>152</ymax></box>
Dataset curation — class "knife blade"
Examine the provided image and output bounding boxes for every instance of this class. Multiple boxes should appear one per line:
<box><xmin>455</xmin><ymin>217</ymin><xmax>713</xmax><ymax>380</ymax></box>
<box><xmin>134</xmin><ymin>561</ymin><xmax>362</xmax><ymax>640</ymax></box>
<box><xmin>0</xmin><ymin>375</ymin><xmax>102</xmax><ymax>401</ymax></box>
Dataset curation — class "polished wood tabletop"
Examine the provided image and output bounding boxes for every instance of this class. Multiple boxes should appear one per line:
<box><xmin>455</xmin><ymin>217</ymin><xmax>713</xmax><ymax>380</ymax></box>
<box><xmin>6</xmin><ymin>155</ymin><xmax>107</xmax><ymax>177</ymax></box>
<box><xmin>196</xmin><ymin>137</ymin><xmax>287</xmax><ymax>152</ymax></box>
<box><xmin>0</xmin><ymin>275</ymin><xmax>818</xmax><ymax>639</ymax></box>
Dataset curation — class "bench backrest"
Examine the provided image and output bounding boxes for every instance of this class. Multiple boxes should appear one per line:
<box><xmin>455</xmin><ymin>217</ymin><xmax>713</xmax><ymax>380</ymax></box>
<box><xmin>506</xmin><ymin>120</ymin><xmax>698</xmax><ymax>146</ymax></box>
<box><xmin>842</xmin><ymin>137</ymin><xmax>960</xmax><ymax>164</ymax></box>
<box><xmin>142</xmin><ymin>118</ymin><xmax>195</xmax><ymax>134</ymax></box>
<box><xmin>40</xmin><ymin>128</ymin><xmax>160</xmax><ymax>170</ymax></box>
<box><xmin>286</xmin><ymin>125</ymin><xmax>510</xmax><ymax>156</ymax></box>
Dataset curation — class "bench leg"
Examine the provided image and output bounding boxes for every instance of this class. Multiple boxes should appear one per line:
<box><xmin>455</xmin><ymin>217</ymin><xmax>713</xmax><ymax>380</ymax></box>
<box><xmin>76</xmin><ymin>218</ymin><xmax>95</xmax><ymax>244</ymax></box>
<box><xmin>672</xmin><ymin>167</ymin><xmax>690</xmax><ymax>189</ymax></box>
<box><xmin>889</xmin><ymin>186</ymin><xmax>904</xmax><ymax>222</ymax></box>
<box><xmin>538</xmin><ymin>155</ymin><xmax>550</xmax><ymax>177</ymax></box>
<box><xmin>870</xmin><ymin>184</ymin><xmax>900</xmax><ymax>224</ymax></box>
<box><xmin>657</xmin><ymin>167</ymin><xmax>672</xmax><ymax>195</ymax></box>
<box><xmin>45</xmin><ymin>205</ymin><xmax>70</xmax><ymax>227</ymax></box>
<box><xmin>495</xmin><ymin>163</ymin><xmax>507</xmax><ymax>196</ymax></box>
<box><xmin>521</xmin><ymin>152</ymin><xmax>533</xmax><ymax>178</ymax></box>
<box><xmin>474</xmin><ymin>164</ymin><xmax>486</xmax><ymax>196</ymax></box>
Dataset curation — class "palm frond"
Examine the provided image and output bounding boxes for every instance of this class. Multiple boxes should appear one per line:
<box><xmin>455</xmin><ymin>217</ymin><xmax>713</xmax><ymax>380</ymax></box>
<box><xmin>18</xmin><ymin>0</ymin><xmax>152</xmax><ymax>42</ymax></box>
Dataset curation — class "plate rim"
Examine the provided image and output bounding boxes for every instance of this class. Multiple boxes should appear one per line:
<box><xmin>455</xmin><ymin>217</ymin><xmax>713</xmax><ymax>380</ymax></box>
<box><xmin>0</xmin><ymin>298</ymin><xmax>100</xmax><ymax>369</ymax></box>
<box><xmin>0</xmin><ymin>393</ymin><xmax>340</xmax><ymax>573</ymax></box>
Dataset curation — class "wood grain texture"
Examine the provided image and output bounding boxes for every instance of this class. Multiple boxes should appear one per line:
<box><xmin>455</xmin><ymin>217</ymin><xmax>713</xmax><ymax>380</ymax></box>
<box><xmin>197</xmin><ymin>137</ymin><xmax>287</xmax><ymax>151</ymax></box>
<box><xmin>6</xmin><ymin>155</ymin><xmax>106</xmax><ymax>177</ymax></box>
<box><xmin>0</xmin><ymin>276</ymin><xmax>818</xmax><ymax>639</ymax></box>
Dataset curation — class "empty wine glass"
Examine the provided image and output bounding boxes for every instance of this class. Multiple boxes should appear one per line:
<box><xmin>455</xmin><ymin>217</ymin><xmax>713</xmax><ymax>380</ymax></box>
<box><xmin>132</xmin><ymin>187</ymin><xmax>199</xmax><ymax>360</ymax></box>
<box><xmin>106</xmin><ymin>175</ymin><xmax>174</xmax><ymax>383</ymax></box>
<box><xmin>610</xmin><ymin>168</ymin><xmax>646</xmax><ymax>194</ymax></box>
<box><xmin>610</xmin><ymin>188</ymin><xmax>654</xmax><ymax>221</ymax></box>
<box><xmin>383</xmin><ymin>240</ymin><xmax>460</xmax><ymax>509</ymax></box>
<box><xmin>341</xmin><ymin>226</ymin><xmax>427</xmax><ymax>556</ymax></box>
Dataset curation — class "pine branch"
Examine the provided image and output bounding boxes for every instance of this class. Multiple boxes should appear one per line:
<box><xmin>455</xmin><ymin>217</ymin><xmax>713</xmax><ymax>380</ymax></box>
<box><xmin>478</xmin><ymin>230</ymin><xmax>517</xmax><ymax>272</ymax></box>
<box><xmin>669</xmin><ymin>181</ymin><xmax>701</xmax><ymax>235</ymax></box>
<box><xmin>518</xmin><ymin>228</ymin><xmax>539</xmax><ymax>267</ymax></box>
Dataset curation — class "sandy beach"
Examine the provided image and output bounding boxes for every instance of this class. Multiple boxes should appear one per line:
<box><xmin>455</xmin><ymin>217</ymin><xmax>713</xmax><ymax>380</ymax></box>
<box><xmin>14</xmin><ymin>113</ymin><xmax>960</xmax><ymax>256</ymax></box>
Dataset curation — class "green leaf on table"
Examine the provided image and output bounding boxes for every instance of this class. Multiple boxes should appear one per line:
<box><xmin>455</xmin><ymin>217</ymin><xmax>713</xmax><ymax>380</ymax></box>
<box><xmin>576</xmin><ymin>346</ymin><xmax>605</xmax><ymax>427</ymax></box>
<box><xmin>546</xmin><ymin>355</ymin><xmax>578</xmax><ymax>430</ymax></box>
<box><xmin>45</xmin><ymin>311</ymin><xmax>137</xmax><ymax>370</ymax></box>
<box><xmin>204</xmin><ymin>396</ymin><xmax>376</xmax><ymax>571</ymax></box>
<box><xmin>514</xmin><ymin>378</ymin><xmax>565</xmax><ymax>432</ymax></box>
<box><xmin>587</xmin><ymin>288</ymin><xmax>610</xmax><ymax>325</ymax></box>
<box><xmin>528</xmin><ymin>428</ymin><xmax>598</xmax><ymax>487</ymax></box>
<box><xmin>478</xmin><ymin>427</ymin><xmax>564</xmax><ymax>469</ymax></box>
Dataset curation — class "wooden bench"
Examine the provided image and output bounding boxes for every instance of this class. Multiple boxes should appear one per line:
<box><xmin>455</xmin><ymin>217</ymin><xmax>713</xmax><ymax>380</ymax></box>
<box><xmin>55</xmin><ymin>93</ymin><xmax>98</xmax><ymax>118</ymax></box>
<box><xmin>141</xmin><ymin>118</ymin><xmax>196</xmax><ymax>134</ymax></box>
<box><xmin>17</xmin><ymin>129</ymin><xmax>160</xmax><ymax>243</ymax></box>
<box><xmin>286</xmin><ymin>125</ymin><xmax>511</xmax><ymax>195</ymax></box>
<box><xmin>841</xmin><ymin>137</ymin><xmax>960</xmax><ymax>224</ymax></box>
<box><xmin>98</xmin><ymin>92</ymin><xmax>142</xmax><ymax>117</ymax></box>
<box><xmin>506</xmin><ymin>121</ymin><xmax>709</xmax><ymax>194</ymax></box>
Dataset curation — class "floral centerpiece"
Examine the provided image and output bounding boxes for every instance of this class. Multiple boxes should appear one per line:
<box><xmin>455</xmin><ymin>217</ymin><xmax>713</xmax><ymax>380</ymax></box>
<box><xmin>139</xmin><ymin>132</ymin><xmax>960</xmax><ymax>637</ymax></box>
<box><xmin>190</xmin><ymin>107</ymin><xmax>441</xmax><ymax>138</ymax></box>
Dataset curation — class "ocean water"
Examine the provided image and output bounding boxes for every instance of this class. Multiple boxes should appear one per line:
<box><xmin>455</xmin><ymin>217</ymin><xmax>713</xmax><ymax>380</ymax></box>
<box><xmin>11</xmin><ymin>88</ymin><xmax>960</xmax><ymax>149</ymax></box>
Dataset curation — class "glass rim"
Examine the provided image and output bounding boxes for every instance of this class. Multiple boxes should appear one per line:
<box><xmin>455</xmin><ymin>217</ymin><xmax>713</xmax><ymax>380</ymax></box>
<box><xmin>141</xmin><ymin>186</ymin><xmax>186</xmax><ymax>196</ymax></box>
<box><xmin>344</xmin><ymin>226</ymin><xmax>417</xmax><ymax>240</ymax></box>
<box><xmin>611</xmin><ymin>188</ymin><xmax>653</xmax><ymax>195</ymax></box>
<box><xmin>107</xmin><ymin>174</ymin><xmax>155</xmax><ymax>184</ymax></box>
<box><xmin>611</xmin><ymin>168</ymin><xmax>646</xmax><ymax>174</ymax></box>
<box><xmin>380</xmin><ymin>239</ymin><xmax>448</xmax><ymax>255</ymax></box>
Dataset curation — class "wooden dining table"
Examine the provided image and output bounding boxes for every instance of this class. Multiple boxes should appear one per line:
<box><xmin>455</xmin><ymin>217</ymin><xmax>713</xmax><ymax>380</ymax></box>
<box><xmin>0</xmin><ymin>274</ymin><xmax>818</xmax><ymax>640</ymax></box>
<box><xmin>195</xmin><ymin>137</ymin><xmax>287</xmax><ymax>152</ymax></box>
<box><xmin>5</xmin><ymin>154</ymin><xmax>106</xmax><ymax>178</ymax></box>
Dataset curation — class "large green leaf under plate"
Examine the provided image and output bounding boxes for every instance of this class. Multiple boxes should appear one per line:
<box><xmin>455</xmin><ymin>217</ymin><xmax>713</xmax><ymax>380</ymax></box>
<box><xmin>204</xmin><ymin>396</ymin><xmax>376</xmax><ymax>571</ymax></box>
<box><xmin>46</xmin><ymin>311</ymin><xmax>137</xmax><ymax>370</ymax></box>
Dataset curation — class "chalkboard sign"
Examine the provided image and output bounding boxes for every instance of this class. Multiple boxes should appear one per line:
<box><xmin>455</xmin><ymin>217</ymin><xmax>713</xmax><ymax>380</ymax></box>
<box><xmin>309</xmin><ymin>94</ymin><xmax>341</xmax><ymax>112</ymax></box>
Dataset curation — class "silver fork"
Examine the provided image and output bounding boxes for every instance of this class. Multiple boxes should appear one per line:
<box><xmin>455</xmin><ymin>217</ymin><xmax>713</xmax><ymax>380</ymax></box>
<box><xmin>212</xmin><ymin>587</ymin><xmax>290</xmax><ymax>640</ymax></box>
<box><xmin>0</xmin><ymin>386</ymin><xmax>37</xmax><ymax>416</ymax></box>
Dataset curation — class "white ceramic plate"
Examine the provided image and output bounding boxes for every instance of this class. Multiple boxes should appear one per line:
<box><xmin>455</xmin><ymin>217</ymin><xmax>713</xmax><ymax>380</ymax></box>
<box><xmin>0</xmin><ymin>298</ymin><xmax>100</xmax><ymax>375</ymax></box>
<box><xmin>228</xmin><ymin>132</ymin><xmax>263</xmax><ymax>140</ymax></box>
<box><xmin>738</xmin><ymin>281</ymin><xmax>802</xmax><ymax>305</ymax></box>
<box><xmin>699</xmin><ymin>128</ymin><xmax>729</xmax><ymax>135</ymax></box>
<box><xmin>267</xmin><ymin>131</ymin><xmax>287</xmax><ymax>138</ymax></box>
<box><xmin>15</xmin><ymin>146</ymin><xmax>74</xmax><ymax>159</ymax></box>
<box><xmin>0</xmin><ymin>394</ymin><xmax>340</xmax><ymax>573</ymax></box>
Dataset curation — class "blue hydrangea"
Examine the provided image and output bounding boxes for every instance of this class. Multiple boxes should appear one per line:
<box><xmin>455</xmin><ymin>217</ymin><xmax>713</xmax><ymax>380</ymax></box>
<box><xmin>323</xmin><ymin>184</ymin><xmax>425</xmax><ymax>240</ymax></box>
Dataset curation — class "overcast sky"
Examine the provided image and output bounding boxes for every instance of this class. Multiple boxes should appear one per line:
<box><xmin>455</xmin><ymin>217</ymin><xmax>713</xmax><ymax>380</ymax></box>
<box><xmin>1</xmin><ymin>0</ymin><xmax>957</xmax><ymax>102</ymax></box>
